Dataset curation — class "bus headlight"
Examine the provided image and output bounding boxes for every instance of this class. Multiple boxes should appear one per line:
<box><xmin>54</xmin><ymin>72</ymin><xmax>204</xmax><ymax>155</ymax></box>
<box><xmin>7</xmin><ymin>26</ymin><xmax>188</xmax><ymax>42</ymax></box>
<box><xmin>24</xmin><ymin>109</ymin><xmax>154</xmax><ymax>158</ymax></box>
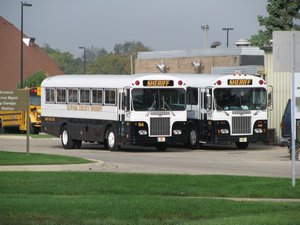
<box><xmin>138</xmin><ymin>130</ymin><xmax>147</xmax><ymax>135</ymax></box>
<box><xmin>254</xmin><ymin>128</ymin><xmax>263</xmax><ymax>133</ymax></box>
<box><xmin>220</xmin><ymin>129</ymin><xmax>229</xmax><ymax>134</ymax></box>
<box><xmin>173</xmin><ymin>129</ymin><xmax>182</xmax><ymax>135</ymax></box>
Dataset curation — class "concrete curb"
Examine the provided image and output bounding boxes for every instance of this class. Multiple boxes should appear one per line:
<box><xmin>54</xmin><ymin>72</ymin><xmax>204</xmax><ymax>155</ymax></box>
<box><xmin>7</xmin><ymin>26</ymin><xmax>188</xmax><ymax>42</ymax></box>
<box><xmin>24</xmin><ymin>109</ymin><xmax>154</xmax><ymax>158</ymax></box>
<box><xmin>0</xmin><ymin>159</ymin><xmax>119</xmax><ymax>172</ymax></box>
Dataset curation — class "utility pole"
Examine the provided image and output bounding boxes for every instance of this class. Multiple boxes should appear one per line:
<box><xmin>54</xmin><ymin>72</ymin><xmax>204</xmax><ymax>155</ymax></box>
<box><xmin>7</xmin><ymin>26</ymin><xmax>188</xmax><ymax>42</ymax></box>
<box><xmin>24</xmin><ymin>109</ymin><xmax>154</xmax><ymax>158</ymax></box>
<box><xmin>222</xmin><ymin>27</ymin><xmax>234</xmax><ymax>47</ymax></box>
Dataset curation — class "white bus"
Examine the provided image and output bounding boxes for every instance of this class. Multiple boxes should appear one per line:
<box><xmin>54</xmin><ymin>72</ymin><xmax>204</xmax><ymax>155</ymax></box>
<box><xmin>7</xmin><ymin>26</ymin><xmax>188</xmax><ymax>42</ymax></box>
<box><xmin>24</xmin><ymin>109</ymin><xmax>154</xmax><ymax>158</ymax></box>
<box><xmin>180</xmin><ymin>73</ymin><xmax>271</xmax><ymax>149</ymax></box>
<box><xmin>41</xmin><ymin>74</ymin><xmax>187</xmax><ymax>151</ymax></box>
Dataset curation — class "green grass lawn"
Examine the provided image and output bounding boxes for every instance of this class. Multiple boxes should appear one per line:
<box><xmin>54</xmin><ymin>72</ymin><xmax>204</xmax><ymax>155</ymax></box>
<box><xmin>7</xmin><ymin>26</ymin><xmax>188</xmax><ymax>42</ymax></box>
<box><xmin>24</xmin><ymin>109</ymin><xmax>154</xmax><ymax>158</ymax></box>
<box><xmin>0</xmin><ymin>151</ymin><xmax>92</xmax><ymax>165</ymax></box>
<box><xmin>0</xmin><ymin>133</ymin><xmax>55</xmax><ymax>138</ymax></box>
<box><xmin>0</xmin><ymin>172</ymin><xmax>299</xmax><ymax>225</ymax></box>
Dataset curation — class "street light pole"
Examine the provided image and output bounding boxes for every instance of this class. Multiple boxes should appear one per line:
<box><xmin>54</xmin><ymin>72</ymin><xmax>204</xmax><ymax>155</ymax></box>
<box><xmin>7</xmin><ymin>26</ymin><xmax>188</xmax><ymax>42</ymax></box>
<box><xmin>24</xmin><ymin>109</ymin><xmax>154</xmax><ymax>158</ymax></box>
<box><xmin>201</xmin><ymin>25</ymin><xmax>209</xmax><ymax>48</ymax></box>
<box><xmin>20</xmin><ymin>1</ymin><xmax>32</xmax><ymax>89</ymax></box>
<box><xmin>222</xmin><ymin>28</ymin><xmax>234</xmax><ymax>47</ymax></box>
<box><xmin>79</xmin><ymin>46</ymin><xmax>86</xmax><ymax>74</ymax></box>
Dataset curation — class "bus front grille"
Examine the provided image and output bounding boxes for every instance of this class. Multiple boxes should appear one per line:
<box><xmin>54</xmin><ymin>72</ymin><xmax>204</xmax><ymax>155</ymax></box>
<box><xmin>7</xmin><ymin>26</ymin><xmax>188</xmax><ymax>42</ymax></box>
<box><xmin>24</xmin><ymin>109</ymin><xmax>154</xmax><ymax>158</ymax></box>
<box><xmin>150</xmin><ymin>117</ymin><xmax>170</xmax><ymax>136</ymax></box>
<box><xmin>232</xmin><ymin>116</ymin><xmax>251</xmax><ymax>135</ymax></box>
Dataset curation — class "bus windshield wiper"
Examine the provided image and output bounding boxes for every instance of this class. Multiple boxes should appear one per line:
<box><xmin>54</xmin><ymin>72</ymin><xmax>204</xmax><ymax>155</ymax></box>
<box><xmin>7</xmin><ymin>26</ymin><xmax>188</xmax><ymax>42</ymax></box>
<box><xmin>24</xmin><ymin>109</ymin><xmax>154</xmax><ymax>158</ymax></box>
<box><xmin>254</xmin><ymin>103</ymin><xmax>266</xmax><ymax>115</ymax></box>
<box><xmin>162</xmin><ymin>96</ymin><xmax>175</xmax><ymax>116</ymax></box>
<box><xmin>215</xmin><ymin>101</ymin><xmax>229</xmax><ymax>116</ymax></box>
<box><xmin>146</xmin><ymin>99</ymin><xmax>156</xmax><ymax>116</ymax></box>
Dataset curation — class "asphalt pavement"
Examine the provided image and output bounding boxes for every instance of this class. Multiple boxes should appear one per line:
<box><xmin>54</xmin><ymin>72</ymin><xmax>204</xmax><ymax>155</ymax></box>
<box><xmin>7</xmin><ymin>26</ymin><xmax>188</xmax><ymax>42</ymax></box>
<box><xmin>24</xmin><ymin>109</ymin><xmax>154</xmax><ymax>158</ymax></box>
<box><xmin>0</xmin><ymin>135</ymin><xmax>299</xmax><ymax>178</ymax></box>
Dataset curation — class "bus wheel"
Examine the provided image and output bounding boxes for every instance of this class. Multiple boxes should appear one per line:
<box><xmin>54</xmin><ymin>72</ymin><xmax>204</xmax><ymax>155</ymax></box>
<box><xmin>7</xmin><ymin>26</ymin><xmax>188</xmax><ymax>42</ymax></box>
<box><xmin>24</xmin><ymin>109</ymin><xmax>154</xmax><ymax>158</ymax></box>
<box><xmin>156</xmin><ymin>143</ymin><xmax>168</xmax><ymax>151</ymax></box>
<box><xmin>188</xmin><ymin>128</ymin><xmax>199</xmax><ymax>149</ymax></box>
<box><xmin>106</xmin><ymin>128</ymin><xmax>119</xmax><ymax>151</ymax></box>
<box><xmin>235</xmin><ymin>142</ymin><xmax>249</xmax><ymax>149</ymax></box>
<box><xmin>61</xmin><ymin>126</ymin><xmax>75</xmax><ymax>149</ymax></box>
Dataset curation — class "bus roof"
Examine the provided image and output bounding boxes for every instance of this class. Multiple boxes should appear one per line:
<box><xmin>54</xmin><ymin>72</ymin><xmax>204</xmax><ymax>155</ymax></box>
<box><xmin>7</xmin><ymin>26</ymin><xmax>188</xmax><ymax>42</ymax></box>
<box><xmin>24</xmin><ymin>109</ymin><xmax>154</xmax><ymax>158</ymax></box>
<box><xmin>41</xmin><ymin>73</ymin><xmax>265</xmax><ymax>89</ymax></box>
<box><xmin>41</xmin><ymin>74</ymin><xmax>189</xmax><ymax>89</ymax></box>
<box><xmin>171</xmin><ymin>73</ymin><xmax>265</xmax><ymax>87</ymax></box>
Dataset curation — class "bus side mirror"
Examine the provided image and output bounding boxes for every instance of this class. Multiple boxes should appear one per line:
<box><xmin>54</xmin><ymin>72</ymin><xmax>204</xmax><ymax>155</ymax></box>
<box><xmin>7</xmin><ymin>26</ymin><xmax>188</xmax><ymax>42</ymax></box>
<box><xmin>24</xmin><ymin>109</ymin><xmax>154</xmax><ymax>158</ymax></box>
<box><xmin>268</xmin><ymin>85</ymin><xmax>273</xmax><ymax>111</ymax></box>
<box><xmin>206</xmin><ymin>93</ymin><xmax>212</xmax><ymax>110</ymax></box>
<box><xmin>124</xmin><ymin>94</ymin><xmax>129</xmax><ymax>112</ymax></box>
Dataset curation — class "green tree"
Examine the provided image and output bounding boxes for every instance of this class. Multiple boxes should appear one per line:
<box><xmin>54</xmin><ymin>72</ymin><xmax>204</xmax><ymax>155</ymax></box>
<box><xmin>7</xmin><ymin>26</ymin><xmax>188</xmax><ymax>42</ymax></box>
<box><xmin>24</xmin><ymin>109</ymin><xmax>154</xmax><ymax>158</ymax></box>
<box><xmin>114</xmin><ymin>41</ymin><xmax>151</xmax><ymax>57</ymax></box>
<box><xmin>84</xmin><ymin>46</ymin><xmax>108</xmax><ymax>64</ymax></box>
<box><xmin>88</xmin><ymin>54</ymin><xmax>131</xmax><ymax>74</ymax></box>
<box><xmin>23</xmin><ymin>70</ymin><xmax>47</xmax><ymax>88</ymax></box>
<box><xmin>250</xmin><ymin>0</ymin><xmax>300</xmax><ymax>46</ymax></box>
<box><xmin>42</xmin><ymin>44</ymin><xmax>81</xmax><ymax>74</ymax></box>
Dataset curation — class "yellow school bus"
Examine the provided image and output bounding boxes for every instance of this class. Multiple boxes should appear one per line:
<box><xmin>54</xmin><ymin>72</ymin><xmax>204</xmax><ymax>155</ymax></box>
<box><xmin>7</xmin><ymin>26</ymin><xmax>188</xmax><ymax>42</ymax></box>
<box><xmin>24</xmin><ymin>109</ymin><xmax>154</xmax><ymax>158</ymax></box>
<box><xmin>0</xmin><ymin>87</ymin><xmax>41</xmax><ymax>134</ymax></box>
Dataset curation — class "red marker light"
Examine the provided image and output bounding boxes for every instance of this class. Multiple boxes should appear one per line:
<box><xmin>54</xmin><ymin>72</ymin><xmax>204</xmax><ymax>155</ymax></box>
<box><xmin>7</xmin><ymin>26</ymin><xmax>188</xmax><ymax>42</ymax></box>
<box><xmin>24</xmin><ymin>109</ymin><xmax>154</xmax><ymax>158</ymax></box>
<box><xmin>259</xmin><ymin>79</ymin><xmax>264</xmax><ymax>85</ymax></box>
<box><xmin>216</xmin><ymin>80</ymin><xmax>222</xmax><ymax>85</ymax></box>
<box><xmin>178</xmin><ymin>80</ymin><xmax>183</xmax><ymax>86</ymax></box>
<box><xmin>135</xmin><ymin>80</ymin><xmax>140</xmax><ymax>86</ymax></box>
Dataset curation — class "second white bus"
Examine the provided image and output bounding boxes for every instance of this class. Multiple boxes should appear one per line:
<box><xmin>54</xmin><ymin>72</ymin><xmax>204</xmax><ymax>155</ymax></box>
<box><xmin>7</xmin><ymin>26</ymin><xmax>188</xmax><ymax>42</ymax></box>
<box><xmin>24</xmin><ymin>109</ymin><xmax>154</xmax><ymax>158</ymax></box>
<box><xmin>41</xmin><ymin>74</ymin><xmax>187</xmax><ymax>151</ymax></box>
<box><xmin>179</xmin><ymin>73</ymin><xmax>271</xmax><ymax>149</ymax></box>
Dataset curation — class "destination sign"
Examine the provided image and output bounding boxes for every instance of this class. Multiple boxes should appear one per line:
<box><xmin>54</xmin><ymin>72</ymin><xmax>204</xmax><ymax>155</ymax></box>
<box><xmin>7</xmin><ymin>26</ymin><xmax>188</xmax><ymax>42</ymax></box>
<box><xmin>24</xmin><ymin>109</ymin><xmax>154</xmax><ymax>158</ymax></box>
<box><xmin>0</xmin><ymin>89</ymin><xmax>28</xmax><ymax>111</ymax></box>
<box><xmin>227</xmin><ymin>79</ymin><xmax>252</xmax><ymax>86</ymax></box>
<box><xmin>143</xmin><ymin>80</ymin><xmax>174</xmax><ymax>86</ymax></box>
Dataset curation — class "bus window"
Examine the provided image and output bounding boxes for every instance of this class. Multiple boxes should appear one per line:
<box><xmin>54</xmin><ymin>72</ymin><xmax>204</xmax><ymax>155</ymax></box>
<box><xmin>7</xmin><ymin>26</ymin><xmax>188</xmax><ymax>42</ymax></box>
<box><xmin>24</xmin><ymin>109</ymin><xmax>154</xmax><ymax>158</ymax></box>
<box><xmin>29</xmin><ymin>88</ymin><xmax>41</xmax><ymax>106</ymax></box>
<box><xmin>186</xmin><ymin>87</ymin><xmax>198</xmax><ymax>105</ymax></box>
<box><xmin>57</xmin><ymin>88</ymin><xmax>66</xmax><ymax>103</ymax></box>
<box><xmin>80</xmin><ymin>89</ymin><xmax>90</xmax><ymax>104</ymax></box>
<box><xmin>132</xmin><ymin>88</ymin><xmax>185</xmax><ymax>111</ymax></box>
<box><xmin>45</xmin><ymin>88</ymin><xmax>55</xmax><ymax>103</ymax></box>
<box><xmin>92</xmin><ymin>89</ymin><xmax>103</xmax><ymax>104</ymax></box>
<box><xmin>105</xmin><ymin>89</ymin><xmax>116</xmax><ymax>105</ymax></box>
<box><xmin>68</xmin><ymin>89</ymin><xmax>78</xmax><ymax>103</ymax></box>
<box><xmin>214</xmin><ymin>88</ymin><xmax>267</xmax><ymax>111</ymax></box>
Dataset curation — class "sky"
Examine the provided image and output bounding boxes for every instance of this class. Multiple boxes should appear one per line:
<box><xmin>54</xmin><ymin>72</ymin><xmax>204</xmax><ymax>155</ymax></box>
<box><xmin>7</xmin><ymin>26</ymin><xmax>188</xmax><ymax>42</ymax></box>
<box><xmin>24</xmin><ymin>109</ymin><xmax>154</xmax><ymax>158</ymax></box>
<box><xmin>1</xmin><ymin>0</ymin><xmax>268</xmax><ymax>57</ymax></box>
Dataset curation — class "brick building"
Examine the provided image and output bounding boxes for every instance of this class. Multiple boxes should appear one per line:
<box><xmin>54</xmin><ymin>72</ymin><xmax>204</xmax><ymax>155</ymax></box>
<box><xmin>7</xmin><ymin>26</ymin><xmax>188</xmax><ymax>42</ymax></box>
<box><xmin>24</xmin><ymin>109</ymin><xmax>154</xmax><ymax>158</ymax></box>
<box><xmin>135</xmin><ymin>46</ymin><xmax>264</xmax><ymax>75</ymax></box>
<box><xmin>0</xmin><ymin>16</ymin><xmax>63</xmax><ymax>89</ymax></box>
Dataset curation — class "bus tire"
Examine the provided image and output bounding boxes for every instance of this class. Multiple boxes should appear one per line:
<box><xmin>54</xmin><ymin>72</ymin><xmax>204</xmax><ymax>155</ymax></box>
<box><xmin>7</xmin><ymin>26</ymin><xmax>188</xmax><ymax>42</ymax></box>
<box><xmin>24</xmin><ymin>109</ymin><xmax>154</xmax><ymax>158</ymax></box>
<box><xmin>61</xmin><ymin>126</ymin><xmax>75</xmax><ymax>149</ymax></box>
<box><xmin>187</xmin><ymin>127</ymin><xmax>199</xmax><ymax>149</ymax></box>
<box><xmin>105</xmin><ymin>127</ymin><xmax>119</xmax><ymax>151</ymax></box>
<box><xmin>235</xmin><ymin>141</ymin><xmax>249</xmax><ymax>149</ymax></box>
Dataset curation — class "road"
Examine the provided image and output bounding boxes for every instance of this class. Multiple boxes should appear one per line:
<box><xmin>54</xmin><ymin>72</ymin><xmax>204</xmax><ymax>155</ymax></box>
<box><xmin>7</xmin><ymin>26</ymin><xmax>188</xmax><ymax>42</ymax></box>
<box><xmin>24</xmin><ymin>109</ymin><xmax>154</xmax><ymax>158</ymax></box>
<box><xmin>0</xmin><ymin>136</ymin><xmax>299</xmax><ymax>178</ymax></box>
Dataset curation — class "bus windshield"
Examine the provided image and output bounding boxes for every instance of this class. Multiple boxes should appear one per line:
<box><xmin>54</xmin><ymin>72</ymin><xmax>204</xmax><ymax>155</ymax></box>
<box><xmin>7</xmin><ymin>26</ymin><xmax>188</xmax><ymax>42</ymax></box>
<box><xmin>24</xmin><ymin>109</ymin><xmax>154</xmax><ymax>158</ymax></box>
<box><xmin>132</xmin><ymin>88</ymin><xmax>186</xmax><ymax>111</ymax></box>
<box><xmin>214</xmin><ymin>88</ymin><xmax>267</xmax><ymax>111</ymax></box>
<box><xmin>29</xmin><ymin>96</ymin><xmax>41</xmax><ymax>106</ymax></box>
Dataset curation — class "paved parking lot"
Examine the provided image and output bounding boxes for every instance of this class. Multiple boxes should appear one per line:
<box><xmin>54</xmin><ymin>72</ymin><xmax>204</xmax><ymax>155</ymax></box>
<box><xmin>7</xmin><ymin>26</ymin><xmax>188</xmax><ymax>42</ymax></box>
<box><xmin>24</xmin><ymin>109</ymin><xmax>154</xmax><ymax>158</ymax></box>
<box><xmin>0</xmin><ymin>136</ymin><xmax>299</xmax><ymax>178</ymax></box>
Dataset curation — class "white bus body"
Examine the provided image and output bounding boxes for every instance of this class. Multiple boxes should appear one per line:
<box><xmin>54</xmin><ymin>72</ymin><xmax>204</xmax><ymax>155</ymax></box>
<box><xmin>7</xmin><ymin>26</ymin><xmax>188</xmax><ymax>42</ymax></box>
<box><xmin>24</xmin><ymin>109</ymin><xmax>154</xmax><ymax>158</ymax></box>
<box><xmin>41</xmin><ymin>74</ymin><xmax>187</xmax><ymax>151</ymax></box>
<box><xmin>178</xmin><ymin>73</ymin><xmax>270</xmax><ymax>149</ymax></box>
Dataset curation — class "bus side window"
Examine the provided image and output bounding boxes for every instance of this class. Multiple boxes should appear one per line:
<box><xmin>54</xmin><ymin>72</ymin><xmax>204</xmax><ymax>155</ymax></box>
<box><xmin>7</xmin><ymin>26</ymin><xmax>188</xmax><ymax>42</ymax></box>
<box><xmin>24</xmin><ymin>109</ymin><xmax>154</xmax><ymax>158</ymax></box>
<box><xmin>68</xmin><ymin>89</ymin><xmax>78</xmax><ymax>103</ymax></box>
<box><xmin>56</xmin><ymin>88</ymin><xmax>66</xmax><ymax>103</ymax></box>
<box><xmin>45</xmin><ymin>88</ymin><xmax>55</xmax><ymax>103</ymax></box>
<box><xmin>92</xmin><ymin>89</ymin><xmax>103</xmax><ymax>104</ymax></box>
<box><xmin>105</xmin><ymin>89</ymin><xmax>116</xmax><ymax>105</ymax></box>
<box><xmin>80</xmin><ymin>89</ymin><xmax>90</xmax><ymax>104</ymax></box>
<box><xmin>187</xmin><ymin>87</ymin><xmax>198</xmax><ymax>105</ymax></box>
<box><xmin>125</xmin><ymin>89</ymin><xmax>130</xmax><ymax>111</ymax></box>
